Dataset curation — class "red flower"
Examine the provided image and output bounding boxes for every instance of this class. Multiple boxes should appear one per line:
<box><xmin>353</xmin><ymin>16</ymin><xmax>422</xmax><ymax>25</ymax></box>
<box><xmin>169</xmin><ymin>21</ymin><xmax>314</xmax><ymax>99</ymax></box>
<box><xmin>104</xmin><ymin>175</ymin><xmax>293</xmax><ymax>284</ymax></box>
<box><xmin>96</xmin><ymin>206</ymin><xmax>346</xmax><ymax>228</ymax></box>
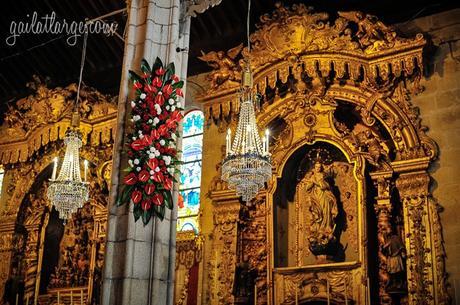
<box><xmin>147</xmin><ymin>158</ymin><xmax>159</xmax><ymax>171</ymax></box>
<box><xmin>152</xmin><ymin>171</ymin><xmax>164</xmax><ymax>183</ymax></box>
<box><xmin>150</xmin><ymin>129</ymin><xmax>160</xmax><ymax>140</ymax></box>
<box><xmin>164</xmin><ymin>177</ymin><xmax>173</xmax><ymax>190</ymax></box>
<box><xmin>155</xmin><ymin>93</ymin><xmax>165</xmax><ymax>105</ymax></box>
<box><xmin>158</xmin><ymin>125</ymin><xmax>168</xmax><ymax>137</ymax></box>
<box><xmin>131</xmin><ymin>189</ymin><xmax>142</xmax><ymax>204</ymax></box>
<box><xmin>123</xmin><ymin>172</ymin><xmax>138</xmax><ymax>185</ymax></box>
<box><xmin>172</xmin><ymin>74</ymin><xmax>179</xmax><ymax>82</ymax></box>
<box><xmin>152</xmin><ymin>77</ymin><xmax>162</xmax><ymax>87</ymax></box>
<box><xmin>141</xmin><ymin>198</ymin><xmax>152</xmax><ymax>211</ymax></box>
<box><xmin>155</xmin><ymin>68</ymin><xmax>165</xmax><ymax>76</ymax></box>
<box><xmin>144</xmin><ymin>183</ymin><xmax>156</xmax><ymax>195</ymax></box>
<box><xmin>145</xmin><ymin>84</ymin><xmax>157</xmax><ymax>93</ymax></box>
<box><xmin>142</xmin><ymin>72</ymin><xmax>150</xmax><ymax>79</ymax></box>
<box><xmin>133</xmin><ymin>81</ymin><xmax>143</xmax><ymax>89</ymax></box>
<box><xmin>163</xmin><ymin>84</ymin><xmax>173</xmax><ymax>97</ymax></box>
<box><xmin>141</xmin><ymin>134</ymin><xmax>153</xmax><ymax>146</ymax></box>
<box><xmin>138</xmin><ymin>170</ymin><xmax>150</xmax><ymax>182</ymax></box>
<box><xmin>130</xmin><ymin>139</ymin><xmax>146</xmax><ymax>151</ymax></box>
<box><xmin>175</xmin><ymin>88</ymin><xmax>183</xmax><ymax>97</ymax></box>
<box><xmin>152</xmin><ymin>193</ymin><xmax>164</xmax><ymax>206</ymax></box>
<box><xmin>170</xmin><ymin>110</ymin><xmax>182</xmax><ymax>123</ymax></box>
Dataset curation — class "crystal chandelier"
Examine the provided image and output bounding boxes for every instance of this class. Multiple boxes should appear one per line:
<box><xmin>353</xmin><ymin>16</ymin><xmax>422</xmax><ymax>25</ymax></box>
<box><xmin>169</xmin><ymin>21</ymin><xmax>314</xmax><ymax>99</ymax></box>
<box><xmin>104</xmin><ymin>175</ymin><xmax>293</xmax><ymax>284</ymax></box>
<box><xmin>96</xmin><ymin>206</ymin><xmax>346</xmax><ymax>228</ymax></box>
<box><xmin>47</xmin><ymin>31</ymin><xmax>90</xmax><ymax>220</ymax></box>
<box><xmin>221</xmin><ymin>0</ymin><xmax>272</xmax><ymax>202</ymax></box>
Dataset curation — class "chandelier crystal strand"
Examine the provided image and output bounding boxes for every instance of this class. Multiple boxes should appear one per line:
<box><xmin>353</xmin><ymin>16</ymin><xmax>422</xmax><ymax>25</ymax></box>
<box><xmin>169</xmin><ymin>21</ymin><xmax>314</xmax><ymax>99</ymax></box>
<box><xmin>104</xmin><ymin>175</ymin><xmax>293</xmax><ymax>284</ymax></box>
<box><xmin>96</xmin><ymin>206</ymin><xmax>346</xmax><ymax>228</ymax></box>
<box><xmin>47</xmin><ymin>29</ymin><xmax>90</xmax><ymax>220</ymax></box>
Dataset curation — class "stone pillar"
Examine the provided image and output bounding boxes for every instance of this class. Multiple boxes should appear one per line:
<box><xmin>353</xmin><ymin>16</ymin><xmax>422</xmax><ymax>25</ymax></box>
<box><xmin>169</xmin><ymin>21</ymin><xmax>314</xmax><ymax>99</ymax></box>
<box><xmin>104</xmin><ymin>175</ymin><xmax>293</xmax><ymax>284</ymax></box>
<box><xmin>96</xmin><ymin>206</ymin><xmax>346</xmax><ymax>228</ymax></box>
<box><xmin>370</xmin><ymin>171</ymin><xmax>394</xmax><ymax>305</ymax></box>
<box><xmin>102</xmin><ymin>1</ymin><xmax>190</xmax><ymax>305</ymax></box>
<box><xmin>396</xmin><ymin>165</ymin><xmax>449</xmax><ymax>305</ymax></box>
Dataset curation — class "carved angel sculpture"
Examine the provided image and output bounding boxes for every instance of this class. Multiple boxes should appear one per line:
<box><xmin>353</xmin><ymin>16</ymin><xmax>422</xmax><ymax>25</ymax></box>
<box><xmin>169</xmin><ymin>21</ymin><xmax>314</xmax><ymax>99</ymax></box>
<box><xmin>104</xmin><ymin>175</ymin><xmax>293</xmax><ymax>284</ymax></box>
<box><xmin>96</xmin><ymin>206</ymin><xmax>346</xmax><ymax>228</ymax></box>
<box><xmin>198</xmin><ymin>43</ymin><xmax>243</xmax><ymax>89</ymax></box>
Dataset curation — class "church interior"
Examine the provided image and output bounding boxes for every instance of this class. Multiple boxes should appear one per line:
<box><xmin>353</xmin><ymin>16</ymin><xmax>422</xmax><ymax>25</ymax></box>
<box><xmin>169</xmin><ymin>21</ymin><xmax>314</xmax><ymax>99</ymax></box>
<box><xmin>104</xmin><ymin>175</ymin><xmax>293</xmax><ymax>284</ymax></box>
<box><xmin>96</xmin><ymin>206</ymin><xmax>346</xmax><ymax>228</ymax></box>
<box><xmin>0</xmin><ymin>0</ymin><xmax>459</xmax><ymax>304</ymax></box>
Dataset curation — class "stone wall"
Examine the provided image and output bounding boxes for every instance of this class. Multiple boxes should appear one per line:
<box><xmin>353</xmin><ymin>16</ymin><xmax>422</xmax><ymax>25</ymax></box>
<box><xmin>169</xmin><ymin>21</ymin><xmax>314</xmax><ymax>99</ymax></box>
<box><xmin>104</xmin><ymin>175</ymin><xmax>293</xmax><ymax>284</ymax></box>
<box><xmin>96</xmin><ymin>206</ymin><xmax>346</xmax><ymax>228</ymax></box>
<box><xmin>398</xmin><ymin>9</ymin><xmax>460</xmax><ymax>304</ymax></box>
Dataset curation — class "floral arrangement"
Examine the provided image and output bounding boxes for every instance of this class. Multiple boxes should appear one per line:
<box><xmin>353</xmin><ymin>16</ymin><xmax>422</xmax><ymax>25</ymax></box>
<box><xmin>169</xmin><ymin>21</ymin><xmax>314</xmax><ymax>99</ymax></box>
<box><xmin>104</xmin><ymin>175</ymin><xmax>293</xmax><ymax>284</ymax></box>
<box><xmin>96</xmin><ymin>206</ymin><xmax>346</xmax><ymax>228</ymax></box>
<box><xmin>117</xmin><ymin>58</ymin><xmax>184</xmax><ymax>225</ymax></box>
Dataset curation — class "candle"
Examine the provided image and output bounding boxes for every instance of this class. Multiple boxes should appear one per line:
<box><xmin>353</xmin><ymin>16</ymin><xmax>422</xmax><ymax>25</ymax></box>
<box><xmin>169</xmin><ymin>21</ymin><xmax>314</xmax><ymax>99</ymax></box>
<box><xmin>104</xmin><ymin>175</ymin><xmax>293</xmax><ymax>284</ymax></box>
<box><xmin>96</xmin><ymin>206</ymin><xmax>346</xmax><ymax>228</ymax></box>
<box><xmin>52</xmin><ymin>157</ymin><xmax>58</xmax><ymax>180</ymax></box>
<box><xmin>15</xmin><ymin>294</ymin><xmax>18</xmax><ymax>305</ymax></box>
<box><xmin>26</xmin><ymin>295</ymin><xmax>29</xmax><ymax>305</ymax></box>
<box><xmin>57</xmin><ymin>291</ymin><xmax>60</xmax><ymax>304</ymax></box>
<box><xmin>226</xmin><ymin>129</ymin><xmax>231</xmax><ymax>155</ymax></box>
<box><xmin>81</xmin><ymin>289</ymin><xmax>83</xmax><ymax>305</ymax></box>
<box><xmin>262</xmin><ymin>137</ymin><xmax>266</xmax><ymax>154</ymax></box>
<box><xmin>265</xmin><ymin>129</ymin><xmax>269</xmax><ymax>154</ymax></box>
<box><xmin>71</xmin><ymin>290</ymin><xmax>73</xmax><ymax>304</ymax></box>
<box><xmin>84</xmin><ymin>159</ymin><xmax>88</xmax><ymax>181</ymax></box>
<box><xmin>327</xmin><ymin>280</ymin><xmax>330</xmax><ymax>305</ymax></box>
<box><xmin>254</xmin><ymin>284</ymin><xmax>257</xmax><ymax>305</ymax></box>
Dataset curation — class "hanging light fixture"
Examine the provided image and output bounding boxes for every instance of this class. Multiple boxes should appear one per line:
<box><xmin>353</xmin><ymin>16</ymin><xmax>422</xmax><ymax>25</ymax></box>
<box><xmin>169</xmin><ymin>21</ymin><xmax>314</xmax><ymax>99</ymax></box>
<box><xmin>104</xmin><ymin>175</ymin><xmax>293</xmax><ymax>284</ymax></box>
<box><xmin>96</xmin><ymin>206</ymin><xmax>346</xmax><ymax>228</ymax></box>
<box><xmin>47</xmin><ymin>31</ymin><xmax>90</xmax><ymax>220</ymax></box>
<box><xmin>221</xmin><ymin>0</ymin><xmax>272</xmax><ymax>202</ymax></box>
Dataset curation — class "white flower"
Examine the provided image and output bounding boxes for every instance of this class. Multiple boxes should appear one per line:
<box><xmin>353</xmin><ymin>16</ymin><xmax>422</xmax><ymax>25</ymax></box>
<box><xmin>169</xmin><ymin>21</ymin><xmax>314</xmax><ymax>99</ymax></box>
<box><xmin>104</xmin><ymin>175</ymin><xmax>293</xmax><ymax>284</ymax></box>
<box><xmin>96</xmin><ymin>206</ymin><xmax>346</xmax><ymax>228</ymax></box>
<box><xmin>128</xmin><ymin>160</ymin><xmax>134</xmax><ymax>167</ymax></box>
<box><xmin>131</xmin><ymin>101</ymin><xmax>136</xmax><ymax>108</ymax></box>
<box><xmin>160</xmin><ymin>139</ymin><xmax>166</xmax><ymax>146</ymax></box>
<box><xmin>133</xmin><ymin>115</ymin><xmax>141</xmax><ymax>121</ymax></box>
<box><xmin>154</xmin><ymin>104</ymin><xmax>162</xmax><ymax>115</ymax></box>
<box><xmin>139</xmin><ymin>134</ymin><xmax>144</xmax><ymax>139</ymax></box>
<box><xmin>169</xmin><ymin>142</ymin><xmax>176</xmax><ymax>149</ymax></box>
<box><xmin>176</xmin><ymin>102</ymin><xmax>181</xmax><ymax>108</ymax></box>
<box><xmin>140</xmin><ymin>93</ymin><xmax>146</xmax><ymax>99</ymax></box>
<box><xmin>132</xmin><ymin>136</ymin><xmax>137</xmax><ymax>141</ymax></box>
<box><xmin>168</xmin><ymin>98</ymin><xmax>175</xmax><ymax>105</ymax></box>
<box><xmin>155</xmin><ymin>167</ymin><xmax>160</xmax><ymax>172</ymax></box>
<box><xmin>163</xmin><ymin>155</ymin><xmax>171</xmax><ymax>166</ymax></box>
<box><xmin>148</xmin><ymin>119</ymin><xmax>153</xmax><ymax>124</ymax></box>
<box><xmin>154</xmin><ymin>150</ymin><xmax>160</xmax><ymax>157</ymax></box>
<box><xmin>167</xmin><ymin>167</ymin><xmax>174</xmax><ymax>175</ymax></box>
<box><xmin>166</xmin><ymin>105</ymin><xmax>170</xmax><ymax>111</ymax></box>
<box><xmin>149</xmin><ymin>153</ymin><xmax>155</xmax><ymax>159</ymax></box>
<box><xmin>153</xmin><ymin>117</ymin><xmax>160</xmax><ymax>125</ymax></box>
<box><xmin>136</xmin><ymin>167</ymin><xmax>141</xmax><ymax>172</ymax></box>
<box><xmin>171</xmin><ymin>106</ymin><xmax>175</xmax><ymax>112</ymax></box>
<box><xmin>171</xmin><ymin>133</ymin><xmax>177</xmax><ymax>141</ymax></box>
<box><xmin>134</xmin><ymin>159</ymin><xmax>140</xmax><ymax>165</ymax></box>
<box><xmin>150</xmin><ymin>147</ymin><xmax>155</xmax><ymax>152</ymax></box>
<box><xmin>150</xmin><ymin>170</ymin><xmax>155</xmax><ymax>175</ymax></box>
<box><xmin>150</xmin><ymin>175</ymin><xmax>154</xmax><ymax>180</ymax></box>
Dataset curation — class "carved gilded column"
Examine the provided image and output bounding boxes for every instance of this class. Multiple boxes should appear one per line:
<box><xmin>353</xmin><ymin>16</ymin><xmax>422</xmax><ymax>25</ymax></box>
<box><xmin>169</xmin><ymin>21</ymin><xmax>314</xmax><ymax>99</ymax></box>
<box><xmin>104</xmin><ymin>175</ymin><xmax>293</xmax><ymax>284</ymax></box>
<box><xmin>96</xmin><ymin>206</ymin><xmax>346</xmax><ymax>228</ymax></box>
<box><xmin>396</xmin><ymin>165</ymin><xmax>449</xmax><ymax>305</ymax></box>
<box><xmin>0</xmin><ymin>222</ymin><xmax>15</xmax><ymax>299</ymax></box>
<box><xmin>23</xmin><ymin>224</ymin><xmax>41</xmax><ymax>298</ymax></box>
<box><xmin>370</xmin><ymin>171</ymin><xmax>394</xmax><ymax>305</ymax></box>
<box><xmin>207</xmin><ymin>191</ymin><xmax>241</xmax><ymax>305</ymax></box>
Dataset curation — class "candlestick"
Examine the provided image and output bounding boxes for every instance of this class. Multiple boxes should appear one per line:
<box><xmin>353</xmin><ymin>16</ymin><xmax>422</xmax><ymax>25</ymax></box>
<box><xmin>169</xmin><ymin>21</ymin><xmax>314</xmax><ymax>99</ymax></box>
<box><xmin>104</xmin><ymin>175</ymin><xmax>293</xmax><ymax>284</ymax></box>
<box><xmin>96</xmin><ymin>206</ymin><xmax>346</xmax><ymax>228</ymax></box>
<box><xmin>84</xmin><ymin>159</ymin><xmax>88</xmax><ymax>181</ymax></box>
<box><xmin>71</xmin><ymin>290</ymin><xmax>73</xmax><ymax>305</ymax></box>
<box><xmin>57</xmin><ymin>291</ymin><xmax>60</xmax><ymax>304</ymax></box>
<box><xmin>295</xmin><ymin>288</ymin><xmax>299</xmax><ymax>305</ymax></box>
<box><xmin>15</xmin><ymin>294</ymin><xmax>18</xmax><ymax>305</ymax></box>
<box><xmin>81</xmin><ymin>289</ymin><xmax>83</xmax><ymax>305</ymax></box>
<box><xmin>367</xmin><ymin>277</ymin><xmax>371</xmax><ymax>305</ymax></box>
<box><xmin>26</xmin><ymin>295</ymin><xmax>29</xmax><ymax>305</ymax></box>
<box><xmin>327</xmin><ymin>280</ymin><xmax>330</xmax><ymax>305</ymax></box>
<box><xmin>254</xmin><ymin>284</ymin><xmax>257</xmax><ymax>305</ymax></box>
<box><xmin>52</xmin><ymin>157</ymin><xmax>58</xmax><ymax>180</ymax></box>
<box><xmin>344</xmin><ymin>278</ymin><xmax>348</xmax><ymax>305</ymax></box>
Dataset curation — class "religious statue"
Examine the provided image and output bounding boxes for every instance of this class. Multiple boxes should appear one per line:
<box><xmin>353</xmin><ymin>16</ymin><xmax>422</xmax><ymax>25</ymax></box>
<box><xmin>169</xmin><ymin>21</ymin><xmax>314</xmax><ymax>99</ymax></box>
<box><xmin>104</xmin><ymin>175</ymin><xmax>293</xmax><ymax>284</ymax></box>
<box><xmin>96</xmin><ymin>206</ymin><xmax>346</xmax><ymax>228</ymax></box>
<box><xmin>383</xmin><ymin>232</ymin><xmax>407</xmax><ymax>293</ymax></box>
<box><xmin>198</xmin><ymin>44</ymin><xmax>243</xmax><ymax>89</ymax></box>
<box><xmin>232</xmin><ymin>255</ymin><xmax>257</xmax><ymax>305</ymax></box>
<box><xmin>302</xmin><ymin>151</ymin><xmax>339</xmax><ymax>259</ymax></box>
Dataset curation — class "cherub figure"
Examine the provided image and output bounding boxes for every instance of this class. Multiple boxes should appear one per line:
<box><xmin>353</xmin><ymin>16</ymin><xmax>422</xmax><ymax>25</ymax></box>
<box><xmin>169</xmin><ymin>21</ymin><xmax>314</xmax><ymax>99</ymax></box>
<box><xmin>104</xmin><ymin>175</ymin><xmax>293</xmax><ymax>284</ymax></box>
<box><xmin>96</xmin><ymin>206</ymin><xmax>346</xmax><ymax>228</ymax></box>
<box><xmin>198</xmin><ymin>44</ymin><xmax>244</xmax><ymax>89</ymax></box>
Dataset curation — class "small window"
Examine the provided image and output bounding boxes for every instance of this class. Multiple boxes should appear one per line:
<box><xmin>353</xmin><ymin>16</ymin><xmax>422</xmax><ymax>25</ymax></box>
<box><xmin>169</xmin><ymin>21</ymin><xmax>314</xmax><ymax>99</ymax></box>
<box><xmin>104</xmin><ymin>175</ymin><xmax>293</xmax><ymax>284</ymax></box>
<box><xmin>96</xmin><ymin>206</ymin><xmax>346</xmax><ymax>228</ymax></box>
<box><xmin>177</xmin><ymin>110</ymin><xmax>204</xmax><ymax>232</ymax></box>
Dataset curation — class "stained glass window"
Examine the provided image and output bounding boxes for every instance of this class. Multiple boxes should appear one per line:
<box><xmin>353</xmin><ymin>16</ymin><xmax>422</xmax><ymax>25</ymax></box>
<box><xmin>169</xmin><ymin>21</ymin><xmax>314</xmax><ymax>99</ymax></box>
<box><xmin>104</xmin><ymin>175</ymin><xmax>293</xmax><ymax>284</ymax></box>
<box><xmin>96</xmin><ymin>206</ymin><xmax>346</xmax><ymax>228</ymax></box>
<box><xmin>178</xmin><ymin>110</ymin><xmax>204</xmax><ymax>232</ymax></box>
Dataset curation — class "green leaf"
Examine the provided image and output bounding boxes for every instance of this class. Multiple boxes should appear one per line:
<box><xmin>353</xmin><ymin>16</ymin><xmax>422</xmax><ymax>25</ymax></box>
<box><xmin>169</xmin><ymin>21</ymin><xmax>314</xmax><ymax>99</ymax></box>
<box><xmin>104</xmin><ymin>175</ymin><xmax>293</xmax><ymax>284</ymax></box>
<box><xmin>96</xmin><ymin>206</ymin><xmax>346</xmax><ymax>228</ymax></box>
<box><xmin>116</xmin><ymin>185</ymin><xmax>133</xmax><ymax>206</ymax></box>
<box><xmin>129</xmin><ymin>70</ymin><xmax>141</xmax><ymax>82</ymax></box>
<box><xmin>172</xmin><ymin>80</ymin><xmax>184</xmax><ymax>89</ymax></box>
<box><xmin>166</xmin><ymin>62</ymin><xmax>175</xmax><ymax>75</ymax></box>
<box><xmin>140</xmin><ymin>59</ymin><xmax>151</xmax><ymax>74</ymax></box>
<box><xmin>133</xmin><ymin>204</ymin><xmax>142</xmax><ymax>221</ymax></box>
<box><xmin>164</xmin><ymin>191</ymin><xmax>173</xmax><ymax>209</ymax></box>
<box><xmin>152</xmin><ymin>57</ymin><xmax>163</xmax><ymax>72</ymax></box>
<box><xmin>142</xmin><ymin>210</ymin><xmax>152</xmax><ymax>225</ymax></box>
<box><xmin>159</xmin><ymin>205</ymin><xmax>165</xmax><ymax>220</ymax></box>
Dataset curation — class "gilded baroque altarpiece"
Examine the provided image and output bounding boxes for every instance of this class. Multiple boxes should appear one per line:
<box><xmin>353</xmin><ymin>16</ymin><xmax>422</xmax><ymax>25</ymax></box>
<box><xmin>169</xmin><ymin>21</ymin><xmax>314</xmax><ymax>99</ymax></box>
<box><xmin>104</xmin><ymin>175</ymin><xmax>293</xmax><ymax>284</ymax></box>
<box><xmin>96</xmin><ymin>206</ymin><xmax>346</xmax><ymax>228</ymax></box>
<box><xmin>195</xmin><ymin>3</ymin><xmax>449</xmax><ymax>305</ymax></box>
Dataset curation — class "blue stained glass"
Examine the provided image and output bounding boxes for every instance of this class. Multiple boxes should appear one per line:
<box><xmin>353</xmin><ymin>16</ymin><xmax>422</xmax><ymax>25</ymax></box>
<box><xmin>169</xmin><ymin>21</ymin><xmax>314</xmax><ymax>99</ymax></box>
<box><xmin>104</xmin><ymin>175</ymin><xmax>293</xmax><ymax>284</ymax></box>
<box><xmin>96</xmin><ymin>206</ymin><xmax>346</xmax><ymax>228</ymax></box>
<box><xmin>178</xmin><ymin>188</ymin><xmax>200</xmax><ymax>218</ymax></box>
<box><xmin>182</xmin><ymin>135</ymin><xmax>203</xmax><ymax>163</ymax></box>
<box><xmin>180</xmin><ymin>161</ymin><xmax>202</xmax><ymax>189</ymax></box>
<box><xmin>183</xmin><ymin>111</ymin><xmax>204</xmax><ymax>137</ymax></box>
